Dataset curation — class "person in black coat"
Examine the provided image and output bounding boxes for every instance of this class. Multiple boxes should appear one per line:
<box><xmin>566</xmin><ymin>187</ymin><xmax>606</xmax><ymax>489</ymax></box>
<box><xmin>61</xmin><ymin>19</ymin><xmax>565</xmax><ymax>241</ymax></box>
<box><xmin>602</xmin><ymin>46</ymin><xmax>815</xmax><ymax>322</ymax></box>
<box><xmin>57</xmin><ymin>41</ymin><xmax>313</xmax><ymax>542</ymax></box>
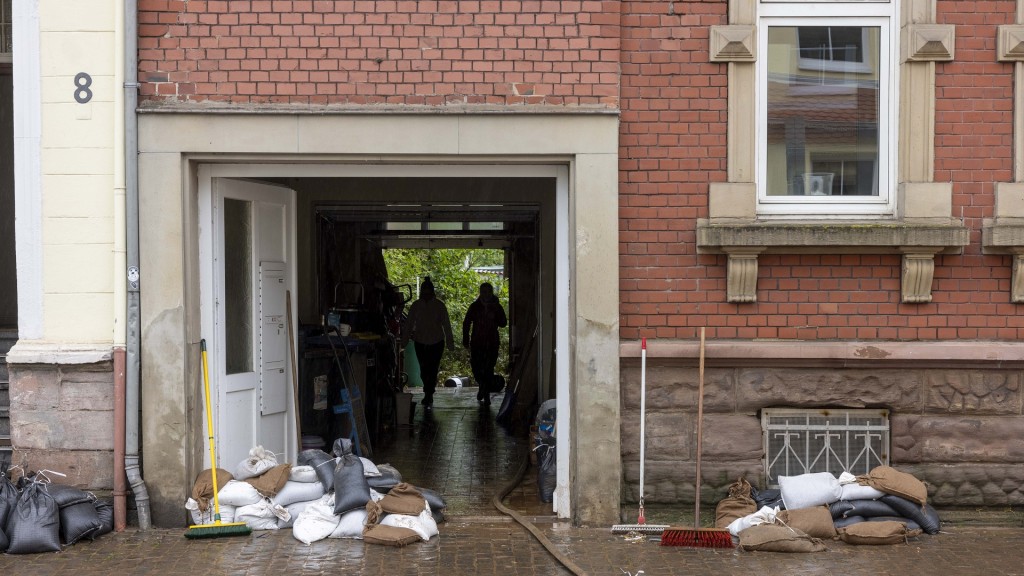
<box><xmin>462</xmin><ymin>282</ymin><xmax>507</xmax><ymax>405</ymax></box>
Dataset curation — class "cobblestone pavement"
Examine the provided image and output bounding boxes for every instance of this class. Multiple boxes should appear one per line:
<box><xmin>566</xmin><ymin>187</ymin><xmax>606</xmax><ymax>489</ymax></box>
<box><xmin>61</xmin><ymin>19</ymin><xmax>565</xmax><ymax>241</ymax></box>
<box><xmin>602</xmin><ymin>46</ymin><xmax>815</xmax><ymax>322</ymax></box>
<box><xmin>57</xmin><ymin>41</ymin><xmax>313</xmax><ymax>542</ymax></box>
<box><xmin>1</xmin><ymin>521</ymin><xmax>1022</xmax><ymax>576</ymax></box>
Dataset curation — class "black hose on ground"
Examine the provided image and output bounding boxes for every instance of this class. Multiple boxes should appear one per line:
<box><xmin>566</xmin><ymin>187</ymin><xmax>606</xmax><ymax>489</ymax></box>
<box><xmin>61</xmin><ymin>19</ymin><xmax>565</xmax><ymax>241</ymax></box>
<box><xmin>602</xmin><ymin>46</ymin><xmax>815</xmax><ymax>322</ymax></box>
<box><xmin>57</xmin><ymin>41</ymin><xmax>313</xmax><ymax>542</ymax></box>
<box><xmin>492</xmin><ymin>445</ymin><xmax>588</xmax><ymax>576</ymax></box>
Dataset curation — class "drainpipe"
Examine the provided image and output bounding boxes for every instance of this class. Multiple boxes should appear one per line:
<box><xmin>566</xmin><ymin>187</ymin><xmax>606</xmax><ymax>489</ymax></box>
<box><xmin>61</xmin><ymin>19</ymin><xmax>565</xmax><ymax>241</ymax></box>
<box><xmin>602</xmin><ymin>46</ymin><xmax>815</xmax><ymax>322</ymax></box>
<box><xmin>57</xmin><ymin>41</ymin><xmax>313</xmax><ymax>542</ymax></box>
<box><xmin>123</xmin><ymin>0</ymin><xmax>151</xmax><ymax>529</ymax></box>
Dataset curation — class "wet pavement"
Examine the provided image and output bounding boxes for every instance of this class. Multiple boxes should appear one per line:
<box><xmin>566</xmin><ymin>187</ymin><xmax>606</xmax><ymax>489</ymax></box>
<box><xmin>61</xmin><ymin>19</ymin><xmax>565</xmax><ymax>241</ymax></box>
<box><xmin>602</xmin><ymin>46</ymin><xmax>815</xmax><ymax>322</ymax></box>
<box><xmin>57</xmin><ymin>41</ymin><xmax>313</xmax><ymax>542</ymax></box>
<box><xmin>2</xmin><ymin>387</ymin><xmax>1023</xmax><ymax>575</ymax></box>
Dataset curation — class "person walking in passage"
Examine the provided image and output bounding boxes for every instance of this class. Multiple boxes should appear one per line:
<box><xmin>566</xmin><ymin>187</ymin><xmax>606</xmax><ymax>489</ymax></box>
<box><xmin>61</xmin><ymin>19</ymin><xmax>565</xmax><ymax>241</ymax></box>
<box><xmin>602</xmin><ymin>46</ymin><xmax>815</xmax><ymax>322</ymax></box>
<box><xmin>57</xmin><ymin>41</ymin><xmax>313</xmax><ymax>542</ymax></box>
<box><xmin>402</xmin><ymin>277</ymin><xmax>454</xmax><ymax>409</ymax></box>
<box><xmin>462</xmin><ymin>282</ymin><xmax>507</xmax><ymax>405</ymax></box>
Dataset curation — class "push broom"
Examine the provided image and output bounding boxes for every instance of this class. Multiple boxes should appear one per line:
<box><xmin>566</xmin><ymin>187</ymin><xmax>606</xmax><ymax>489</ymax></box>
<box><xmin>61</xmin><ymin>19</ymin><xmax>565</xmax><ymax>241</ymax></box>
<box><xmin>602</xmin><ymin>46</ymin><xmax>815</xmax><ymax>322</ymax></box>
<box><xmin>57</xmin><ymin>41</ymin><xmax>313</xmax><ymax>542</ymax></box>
<box><xmin>612</xmin><ymin>337</ymin><xmax>669</xmax><ymax>534</ymax></box>
<box><xmin>660</xmin><ymin>328</ymin><xmax>733</xmax><ymax>548</ymax></box>
<box><xmin>185</xmin><ymin>339</ymin><xmax>252</xmax><ymax>539</ymax></box>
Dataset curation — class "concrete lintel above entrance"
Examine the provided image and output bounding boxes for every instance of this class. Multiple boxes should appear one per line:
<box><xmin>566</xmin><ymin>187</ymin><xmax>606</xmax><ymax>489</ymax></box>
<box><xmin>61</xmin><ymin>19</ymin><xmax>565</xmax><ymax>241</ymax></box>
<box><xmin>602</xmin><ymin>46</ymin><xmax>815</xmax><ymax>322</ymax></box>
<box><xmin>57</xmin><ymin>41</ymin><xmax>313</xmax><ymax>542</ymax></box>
<box><xmin>137</xmin><ymin>112</ymin><xmax>621</xmax><ymax>527</ymax></box>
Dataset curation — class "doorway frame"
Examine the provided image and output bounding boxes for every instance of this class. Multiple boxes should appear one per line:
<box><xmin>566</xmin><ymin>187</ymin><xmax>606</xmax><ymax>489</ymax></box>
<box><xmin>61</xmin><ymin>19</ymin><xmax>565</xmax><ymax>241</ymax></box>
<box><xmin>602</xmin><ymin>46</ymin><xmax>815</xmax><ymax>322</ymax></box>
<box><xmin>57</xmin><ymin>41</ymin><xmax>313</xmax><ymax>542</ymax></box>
<box><xmin>137</xmin><ymin>111</ymin><xmax>620</xmax><ymax>526</ymax></box>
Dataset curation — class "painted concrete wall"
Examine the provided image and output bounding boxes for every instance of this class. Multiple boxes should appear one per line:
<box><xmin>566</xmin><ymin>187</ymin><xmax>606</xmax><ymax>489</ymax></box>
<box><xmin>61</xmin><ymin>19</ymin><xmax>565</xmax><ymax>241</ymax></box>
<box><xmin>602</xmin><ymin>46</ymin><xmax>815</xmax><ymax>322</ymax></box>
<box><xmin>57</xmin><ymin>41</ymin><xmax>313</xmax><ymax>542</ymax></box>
<box><xmin>136</xmin><ymin>111</ymin><xmax>621</xmax><ymax>526</ymax></box>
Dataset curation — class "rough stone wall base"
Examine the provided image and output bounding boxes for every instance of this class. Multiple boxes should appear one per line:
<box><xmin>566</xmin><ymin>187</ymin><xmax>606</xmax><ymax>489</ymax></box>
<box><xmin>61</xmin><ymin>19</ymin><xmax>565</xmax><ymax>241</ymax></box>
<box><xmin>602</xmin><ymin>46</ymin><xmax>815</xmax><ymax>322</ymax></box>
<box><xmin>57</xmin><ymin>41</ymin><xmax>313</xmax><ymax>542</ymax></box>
<box><xmin>8</xmin><ymin>362</ymin><xmax>114</xmax><ymax>490</ymax></box>
<box><xmin>621</xmin><ymin>360</ymin><xmax>1024</xmax><ymax>507</ymax></box>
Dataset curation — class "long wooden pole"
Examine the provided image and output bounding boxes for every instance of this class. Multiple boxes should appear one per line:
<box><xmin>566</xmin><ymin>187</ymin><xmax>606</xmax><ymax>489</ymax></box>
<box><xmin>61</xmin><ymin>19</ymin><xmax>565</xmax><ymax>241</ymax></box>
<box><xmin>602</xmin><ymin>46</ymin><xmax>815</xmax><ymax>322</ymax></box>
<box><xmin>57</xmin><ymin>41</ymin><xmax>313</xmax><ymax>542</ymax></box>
<box><xmin>695</xmin><ymin>327</ymin><xmax>706</xmax><ymax>528</ymax></box>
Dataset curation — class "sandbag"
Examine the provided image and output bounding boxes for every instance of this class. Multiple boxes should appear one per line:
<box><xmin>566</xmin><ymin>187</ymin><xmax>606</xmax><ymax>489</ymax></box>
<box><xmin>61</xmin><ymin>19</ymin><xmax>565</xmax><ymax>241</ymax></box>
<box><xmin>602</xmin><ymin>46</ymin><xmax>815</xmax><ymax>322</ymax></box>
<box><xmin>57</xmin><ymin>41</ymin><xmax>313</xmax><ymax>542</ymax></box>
<box><xmin>379</xmin><ymin>503</ymin><xmax>438</xmax><ymax>542</ymax></box>
<box><xmin>278</xmin><ymin>500</ymin><xmax>316</xmax><ymax>529</ymax></box>
<box><xmin>833</xmin><ymin>515</ymin><xmax>866</xmax><ymax>529</ymax></box>
<box><xmin>750</xmin><ymin>486</ymin><xmax>783</xmax><ymax>510</ymax></box>
<box><xmin>367</xmin><ymin>471</ymin><xmax>401</xmax><ymax>493</ymax></box>
<box><xmin>779</xmin><ymin>473</ymin><xmax>841</xmax><ymax>510</ymax></box>
<box><xmin>867</xmin><ymin>516</ymin><xmax>922</xmax><ymax>533</ymax></box>
<box><xmin>836</xmin><ymin>499</ymin><xmax>899</xmax><ymax>519</ymax></box>
<box><xmin>840</xmin><ymin>483</ymin><xmax>887</xmax><ymax>501</ymax></box>
<box><xmin>879</xmin><ymin>494</ymin><xmax>942</xmax><ymax>535</ymax></box>
<box><xmin>332</xmin><ymin>437</ymin><xmax>354</xmax><ymax>457</ymax></box>
<box><xmin>5</xmin><ymin>481</ymin><xmax>61</xmax><ymax>554</ymax></box>
<box><xmin>186</xmin><ymin>497</ymin><xmax>236</xmax><ymax>525</ymax></box>
<box><xmin>93</xmin><ymin>500</ymin><xmax>114</xmax><ymax>538</ymax></box>
<box><xmin>233</xmin><ymin>445</ymin><xmax>279</xmax><ymax>481</ymax></box>
<box><xmin>333</xmin><ymin>455</ymin><xmax>371</xmax><ymax>515</ymax></box>
<box><xmin>738</xmin><ymin>524</ymin><xmax>826</xmax><ymax>553</ymax></box>
<box><xmin>191</xmin><ymin>468</ymin><xmax>233</xmax><ymax>512</ymax></box>
<box><xmin>244</xmin><ymin>463</ymin><xmax>292</xmax><ymax>498</ymax></box>
<box><xmin>0</xmin><ymin>524</ymin><xmax>7</xmax><ymax>552</ymax></box>
<box><xmin>329</xmin><ymin>508</ymin><xmax>368</xmax><ymax>539</ymax></box>
<box><xmin>838</xmin><ymin>520</ymin><xmax>921</xmax><ymax>545</ymax></box>
<box><xmin>715</xmin><ymin>478</ymin><xmax>757</xmax><ymax>529</ymax></box>
<box><xmin>45</xmin><ymin>484</ymin><xmax>96</xmax><ymax>509</ymax></box>
<box><xmin>272</xmin><ymin>480</ymin><xmax>325</xmax><ymax>507</ymax></box>
<box><xmin>360</xmin><ymin>458</ymin><xmax>382</xmax><ymax>477</ymax></box>
<box><xmin>379</xmin><ymin>483</ymin><xmax>426</xmax><ymax>516</ymax></box>
<box><xmin>727</xmin><ymin>505</ymin><xmax>779</xmax><ymax>536</ymax></box>
<box><xmin>292</xmin><ymin>496</ymin><xmax>340</xmax><ymax>545</ymax></box>
<box><xmin>297</xmin><ymin>449</ymin><xmax>336</xmax><ymax>492</ymax></box>
<box><xmin>217</xmin><ymin>480</ymin><xmax>264</xmax><ymax>507</ymax></box>
<box><xmin>377</xmin><ymin>464</ymin><xmax>403</xmax><ymax>482</ymax></box>
<box><xmin>778</xmin><ymin>506</ymin><xmax>837</xmax><ymax>540</ymax></box>
<box><xmin>59</xmin><ymin>501</ymin><xmax>103</xmax><ymax>545</ymax></box>
<box><xmin>859</xmin><ymin>466</ymin><xmax>928</xmax><ymax>506</ymax></box>
<box><xmin>235</xmin><ymin>500</ymin><xmax>288</xmax><ymax>530</ymax></box>
<box><xmin>415</xmin><ymin>486</ymin><xmax>447</xmax><ymax>523</ymax></box>
<box><xmin>363</xmin><ymin>523</ymin><xmax>421</xmax><ymax>547</ymax></box>
<box><xmin>829</xmin><ymin>500</ymin><xmax>854</xmax><ymax>519</ymax></box>
<box><xmin>289</xmin><ymin>465</ymin><xmax>319</xmax><ymax>484</ymax></box>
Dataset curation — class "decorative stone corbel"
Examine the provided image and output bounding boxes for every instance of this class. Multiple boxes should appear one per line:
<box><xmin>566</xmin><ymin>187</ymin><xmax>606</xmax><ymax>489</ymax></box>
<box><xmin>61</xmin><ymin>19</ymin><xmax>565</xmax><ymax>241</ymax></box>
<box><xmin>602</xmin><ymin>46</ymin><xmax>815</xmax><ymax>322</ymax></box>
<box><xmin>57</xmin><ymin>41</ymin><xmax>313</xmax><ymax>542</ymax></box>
<box><xmin>710</xmin><ymin>25</ymin><xmax>756</xmax><ymax>62</ymax></box>
<box><xmin>724</xmin><ymin>247</ymin><xmax>764</xmax><ymax>303</ymax></box>
<box><xmin>902</xmin><ymin>24</ymin><xmax>956</xmax><ymax>62</ymax></box>
<box><xmin>997</xmin><ymin>25</ymin><xmax>1024</xmax><ymax>61</ymax></box>
<box><xmin>900</xmin><ymin>248</ymin><xmax>942</xmax><ymax>303</ymax></box>
<box><xmin>1011</xmin><ymin>250</ymin><xmax>1024</xmax><ymax>303</ymax></box>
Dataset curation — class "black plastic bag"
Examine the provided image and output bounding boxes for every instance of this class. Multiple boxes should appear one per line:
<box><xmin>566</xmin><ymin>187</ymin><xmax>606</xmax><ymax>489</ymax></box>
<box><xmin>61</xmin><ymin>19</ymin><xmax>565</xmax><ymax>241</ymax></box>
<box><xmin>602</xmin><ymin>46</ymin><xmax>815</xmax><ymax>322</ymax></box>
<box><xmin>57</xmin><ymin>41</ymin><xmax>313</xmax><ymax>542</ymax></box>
<box><xmin>535</xmin><ymin>442</ymin><xmax>556</xmax><ymax>503</ymax></box>
<box><xmin>332</xmin><ymin>455</ymin><xmax>370</xmax><ymax>515</ymax></box>
<box><xmin>0</xmin><ymin>524</ymin><xmax>8</xmax><ymax>553</ymax></box>
<box><xmin>833</xmin><ymin>515</ymin><xmax>865</xmax><ymax>529</ymax></box>
<box><xmin>750</xmin><ymin>486</ymin><xmax>784</xmax><ymax>510</ymax></box>
<box><xmin>331</xmin><ymin>437</ymin><xmax>354</xmax><ymax>458</ymax></box>
<box><xmin>93</xmin><ymin>499</ymin><xmax>114</xmax><ymax>538</ymax></box>
<box><xmin>0</xmin><ymin>474</ymin><xmax>18</xmax><ymax>530</ymax></box>
<box><xmin>59</xmin><ymin>501</ymin><xmax>102</xmax><ymax>545</ymax></box>
<box><xmin>367</xmin><ymin>464</ymin><xmax>402</xmax><ymax>493</ymax></box>
<box><xmin>298</xmin><ymin>449</ymin><xmax>336</xmax><ymax>492</ymax></box>
<box><xmin>5</xmin><ymin>481</ymin><xmax>61</xmax><ymax>554</ymax></box>
<box><xmin>47</xmin><ymin>484</ymin><xmax>96</xmax><ymax>508</ymax></box>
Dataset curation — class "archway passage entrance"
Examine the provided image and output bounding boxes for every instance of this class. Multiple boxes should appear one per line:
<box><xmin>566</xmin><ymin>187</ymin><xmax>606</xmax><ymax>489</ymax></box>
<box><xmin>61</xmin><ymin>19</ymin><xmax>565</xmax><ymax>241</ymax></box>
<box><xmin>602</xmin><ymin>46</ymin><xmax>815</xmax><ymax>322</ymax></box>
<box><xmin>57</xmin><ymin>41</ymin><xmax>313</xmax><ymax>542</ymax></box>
<box><xmin>199</xmin><ymin>168</ymin><xmax>562</xmax><ymax>518</ymax></box>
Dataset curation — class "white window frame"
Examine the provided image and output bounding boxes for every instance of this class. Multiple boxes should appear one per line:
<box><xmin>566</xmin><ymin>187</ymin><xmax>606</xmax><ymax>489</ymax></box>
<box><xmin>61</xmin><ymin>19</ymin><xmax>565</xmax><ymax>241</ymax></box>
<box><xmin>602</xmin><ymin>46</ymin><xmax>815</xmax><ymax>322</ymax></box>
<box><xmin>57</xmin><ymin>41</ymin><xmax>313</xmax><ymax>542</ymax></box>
<box><xmin>757</xmin><ymin>2</ymin><xmax>898</xmax><ymax>218</ymax></box>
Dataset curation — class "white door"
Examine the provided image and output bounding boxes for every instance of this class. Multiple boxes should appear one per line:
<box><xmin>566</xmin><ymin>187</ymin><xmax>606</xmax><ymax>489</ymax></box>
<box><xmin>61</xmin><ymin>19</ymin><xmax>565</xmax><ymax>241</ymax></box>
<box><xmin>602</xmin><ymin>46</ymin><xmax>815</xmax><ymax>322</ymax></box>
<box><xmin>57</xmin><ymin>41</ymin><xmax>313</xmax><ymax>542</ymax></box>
<box><xmin>208</xmin><ymin>178</ymin><xmax>296</xmax><ymax>470</ymax></box>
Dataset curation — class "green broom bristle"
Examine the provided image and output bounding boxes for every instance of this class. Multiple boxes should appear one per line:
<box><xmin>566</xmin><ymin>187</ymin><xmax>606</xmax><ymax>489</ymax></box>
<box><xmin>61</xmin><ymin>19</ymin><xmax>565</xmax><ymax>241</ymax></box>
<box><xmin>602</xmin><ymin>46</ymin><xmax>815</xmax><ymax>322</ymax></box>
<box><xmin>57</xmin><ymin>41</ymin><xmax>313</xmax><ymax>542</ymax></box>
<box><xmin>184</xmin><ymin>521</ymin><xmax>252</xmax><ymax>539</ymax></box>
<box><xmin>660</xmin><ymin>527</ymin><xmax>734</xmax><ymax>548</ymax></box>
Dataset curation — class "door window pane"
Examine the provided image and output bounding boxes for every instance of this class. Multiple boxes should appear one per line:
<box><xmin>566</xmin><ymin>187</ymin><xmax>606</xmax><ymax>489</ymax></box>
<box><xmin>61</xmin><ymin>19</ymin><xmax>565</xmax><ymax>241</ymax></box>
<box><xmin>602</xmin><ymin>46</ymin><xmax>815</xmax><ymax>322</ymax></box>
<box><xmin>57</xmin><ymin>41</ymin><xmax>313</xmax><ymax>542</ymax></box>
<box><xmin>766</xmin><ymin>26</ymin><xmax>879</xmax><ymax>197</ymax></box>
<box><xmin>224</xmin><ymin>198</ymin><xmax>253</xmax><ymax>374</ymax></box>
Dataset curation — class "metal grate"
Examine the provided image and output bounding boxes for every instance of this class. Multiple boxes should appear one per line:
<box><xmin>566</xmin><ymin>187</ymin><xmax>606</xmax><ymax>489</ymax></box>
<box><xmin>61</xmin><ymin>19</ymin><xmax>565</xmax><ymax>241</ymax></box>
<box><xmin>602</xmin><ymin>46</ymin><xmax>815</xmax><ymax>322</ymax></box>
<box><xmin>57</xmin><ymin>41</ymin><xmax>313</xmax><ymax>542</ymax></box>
<box><xmin>762</xmin><ymin>408</ymin><xmax>889</xmax><ymax>488</ymax></box>
<box><xmin>0</xmin><ymin>0</ymin><xmax>10</xmax><ymax>54</ymax></box>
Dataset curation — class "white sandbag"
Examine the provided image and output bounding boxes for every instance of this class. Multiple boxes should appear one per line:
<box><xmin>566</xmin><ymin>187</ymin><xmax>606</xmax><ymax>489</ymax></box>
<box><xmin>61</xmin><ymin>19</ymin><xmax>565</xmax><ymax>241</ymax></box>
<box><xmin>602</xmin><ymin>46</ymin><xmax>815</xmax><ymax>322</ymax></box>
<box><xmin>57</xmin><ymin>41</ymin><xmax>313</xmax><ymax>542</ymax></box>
<box><xmin>328</xmin><ymin>508</ymin><xmax>368</xmax><ymax>539</ymax></box>
<box><xmin>272</xmin><ymin>480</ymin><xmax>325</xmax><ymax>507</ymax></box>
<box><xmin>235</xmin><ymin>500</ymin><xmax>289</xmax><ymax>530</ymax></box>
<box><xmin>277</xmin><ymin>500</ymin><xmax>316</xmax><ymax>529</ymax></box>
<box><xmin>185</xmin><ymin>497</ymin><xmax>235</xmax><ymax>525</ymax></box>
<box><xmin>217</xmin><ymin>480</ymin><xmax>264</xmax><ymax>507</ymax></box>
<box><xmin>289</xmin><ymin>465</ymin><xmax>319</xmax><ymax>483</ymax></box>
<box><xmin>370</xmin><ymin>488</ymin><xmax>385</xmax><ymax>502</ymax></box>
<box><xmin>838</xmin><ymin>471</ymin><xmax>886</xmax><ymax>501</ymax></box>
<box><xmin>379</xmin><ymin>502</ymin><xmax>439</xmax><ymax>542</ymax></box>
<box><xmin>292</xmin><ymin>495</ymin><xmax>340</xmax><ymax>545</ymax></box>
<box><xmin>727</xmin><ymin>505</ymin><xmax>779</xmax><ymax>537</ymax></box>
<box><xmin>360</xmin><ymin>458</ymin><xmax>382</xmax><ymax>477</ymax></box>
<box><xmin>779</xmin><ymin>472</ymin><xmax>842</xmax><ymax>510</ymax></box>
<box><xmin>233</xmin><ymin>445</ymin><xmax>278</xmax><ymax>481</ymax></box>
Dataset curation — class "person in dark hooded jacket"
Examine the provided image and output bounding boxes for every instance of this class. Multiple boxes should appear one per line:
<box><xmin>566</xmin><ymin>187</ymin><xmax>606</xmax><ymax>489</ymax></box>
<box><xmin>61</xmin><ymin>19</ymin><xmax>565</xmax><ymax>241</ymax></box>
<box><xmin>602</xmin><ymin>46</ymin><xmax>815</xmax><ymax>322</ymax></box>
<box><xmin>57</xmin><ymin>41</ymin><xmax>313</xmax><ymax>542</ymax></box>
<box><xmin>462</xmin><ymin>282</ymin><xmax>507</xmax><ymax>405</ymax></box>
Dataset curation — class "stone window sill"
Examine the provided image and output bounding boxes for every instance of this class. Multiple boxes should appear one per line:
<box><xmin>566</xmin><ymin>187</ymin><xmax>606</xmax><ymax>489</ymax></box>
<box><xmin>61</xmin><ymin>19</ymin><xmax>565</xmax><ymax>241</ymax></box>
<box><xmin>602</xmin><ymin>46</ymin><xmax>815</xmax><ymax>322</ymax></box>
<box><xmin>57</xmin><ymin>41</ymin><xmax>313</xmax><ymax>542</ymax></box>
<box><xmin>696</xmin><ymin>219</ymin><xmax>969</xmax><ymax>303</ymax></box>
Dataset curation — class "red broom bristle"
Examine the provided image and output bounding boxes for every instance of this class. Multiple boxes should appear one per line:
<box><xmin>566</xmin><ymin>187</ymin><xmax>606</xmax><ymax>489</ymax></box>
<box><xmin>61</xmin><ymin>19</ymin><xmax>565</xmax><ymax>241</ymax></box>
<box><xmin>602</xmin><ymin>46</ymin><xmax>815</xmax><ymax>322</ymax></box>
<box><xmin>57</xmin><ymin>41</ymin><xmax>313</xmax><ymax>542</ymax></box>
<box><xmin>660</xmin><ymin>527</ymin><xmax>734</xmax><ymax>548</ymax></box>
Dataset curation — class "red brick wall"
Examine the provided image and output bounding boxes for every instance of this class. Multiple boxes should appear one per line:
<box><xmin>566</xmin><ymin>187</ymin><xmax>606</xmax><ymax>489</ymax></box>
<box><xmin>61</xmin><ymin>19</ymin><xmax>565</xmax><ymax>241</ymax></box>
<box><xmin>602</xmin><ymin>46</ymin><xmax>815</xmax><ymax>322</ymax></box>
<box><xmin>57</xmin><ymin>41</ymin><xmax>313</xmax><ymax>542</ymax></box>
<box><xmin>617</xmin><ymin>1</ymin><xmax>1022</xmax><ymax>341</ymax></box>
<box><xmin>137</xmin><ymin>0</ymin><xmax>621</xmax><ymax>106</ymax></box>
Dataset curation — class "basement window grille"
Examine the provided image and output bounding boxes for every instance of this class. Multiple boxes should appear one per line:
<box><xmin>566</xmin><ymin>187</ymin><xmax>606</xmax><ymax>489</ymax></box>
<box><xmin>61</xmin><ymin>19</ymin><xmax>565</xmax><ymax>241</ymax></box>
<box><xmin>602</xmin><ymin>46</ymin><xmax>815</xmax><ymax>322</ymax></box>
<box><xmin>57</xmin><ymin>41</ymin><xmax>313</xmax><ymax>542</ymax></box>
<box><xmin>762</xmin><ymin>408</ymin><xmax>889</xmax><ymax>488</ymax></box>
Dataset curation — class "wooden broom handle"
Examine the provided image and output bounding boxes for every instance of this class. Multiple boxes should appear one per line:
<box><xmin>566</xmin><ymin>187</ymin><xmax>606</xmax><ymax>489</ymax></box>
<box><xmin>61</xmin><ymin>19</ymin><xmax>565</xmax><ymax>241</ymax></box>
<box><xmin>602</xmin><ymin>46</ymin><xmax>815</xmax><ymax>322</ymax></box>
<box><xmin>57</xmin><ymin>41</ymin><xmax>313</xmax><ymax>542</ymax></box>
<box><xmin>695</xmin><ymin>327</ymin><xmax>705</xmax><ymax>528</ymax></box>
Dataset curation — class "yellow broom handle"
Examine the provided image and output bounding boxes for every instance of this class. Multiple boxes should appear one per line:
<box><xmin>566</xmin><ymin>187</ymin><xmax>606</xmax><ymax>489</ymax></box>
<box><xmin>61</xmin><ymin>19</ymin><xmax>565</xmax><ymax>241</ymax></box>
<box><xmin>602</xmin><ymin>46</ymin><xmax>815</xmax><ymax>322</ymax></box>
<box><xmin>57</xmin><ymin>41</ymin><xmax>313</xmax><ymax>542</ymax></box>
<box><xmin>200</xmin><ymin>340</ymin><xmax>223</xmax><ymax>520</ymax></box>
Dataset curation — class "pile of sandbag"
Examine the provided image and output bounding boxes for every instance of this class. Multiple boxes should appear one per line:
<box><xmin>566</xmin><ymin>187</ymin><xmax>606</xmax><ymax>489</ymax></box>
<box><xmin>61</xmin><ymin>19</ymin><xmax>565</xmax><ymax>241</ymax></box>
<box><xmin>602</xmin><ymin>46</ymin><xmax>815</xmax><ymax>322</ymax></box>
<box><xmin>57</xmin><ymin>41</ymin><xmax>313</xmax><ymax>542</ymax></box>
<box><xmin>715</xmin><ymin>466</ymin><xmax>940</xmax><ymax>552</ymax></box>
<box><xmin>0</xmin><ymin>470</ymin><xmax>114</xmax><ymax>554</ymax></box>
<box><xmin>186</xmin><ymin>439</ymin><xmax>447</xmax><ymax>547</ymax></box>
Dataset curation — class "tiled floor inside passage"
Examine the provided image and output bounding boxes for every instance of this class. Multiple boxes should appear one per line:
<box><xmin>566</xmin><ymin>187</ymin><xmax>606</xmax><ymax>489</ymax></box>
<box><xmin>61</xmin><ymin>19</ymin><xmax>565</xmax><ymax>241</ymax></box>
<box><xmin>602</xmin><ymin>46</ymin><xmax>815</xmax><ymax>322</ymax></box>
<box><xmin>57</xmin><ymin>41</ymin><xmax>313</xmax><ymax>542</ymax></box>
<box><xmin>369</xmin><ymin>385</ymin><xmax>554</xmax><ymax>518</ymax></box>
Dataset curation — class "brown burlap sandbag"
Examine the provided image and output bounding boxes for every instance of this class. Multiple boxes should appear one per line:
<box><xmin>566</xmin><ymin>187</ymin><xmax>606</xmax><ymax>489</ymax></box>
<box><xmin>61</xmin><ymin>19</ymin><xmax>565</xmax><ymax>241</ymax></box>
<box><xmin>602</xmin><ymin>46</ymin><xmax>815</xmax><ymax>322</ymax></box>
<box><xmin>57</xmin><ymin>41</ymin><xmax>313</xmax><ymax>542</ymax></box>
<box><xmin>858</xmin><ymin>466</ymin><xmax>928</xmax><ymax>506</ymax></box>
<box><xmin>778</xmin><ymin>506</ymin><xmax>837</xmax><ymax>540</ymax></box>
<box><xmin>380</xmin><ymin>482</ymin><xmax>427</xmax><ymax>515</ymax></box>
<box><xmin>738</xmin><ymin>524</ymin><xmax>827</xmax><ymax>553</ymax></box>
<box><xmin>839</xmin><ymin>520</ymin><xmax>921</xmax><ymax>545</ymax></box>
<box><xmin>244</xmin><ymin>463</ymin><xmax>292</xmax><ymax>498</ymax></box>
<box><xmin>715</xmin><ymin>478</ymin><xmax>757</xmax><ymax>529</ymax></box>
<box><xmin>192</xmin><ymin>468</ymin><xmax>233</xmax><ymax>512</ymax></box>
<box><xmin>363</xmin><ymin>524</ymin><xmax>421</xmax><ymax>547</ymax></box>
